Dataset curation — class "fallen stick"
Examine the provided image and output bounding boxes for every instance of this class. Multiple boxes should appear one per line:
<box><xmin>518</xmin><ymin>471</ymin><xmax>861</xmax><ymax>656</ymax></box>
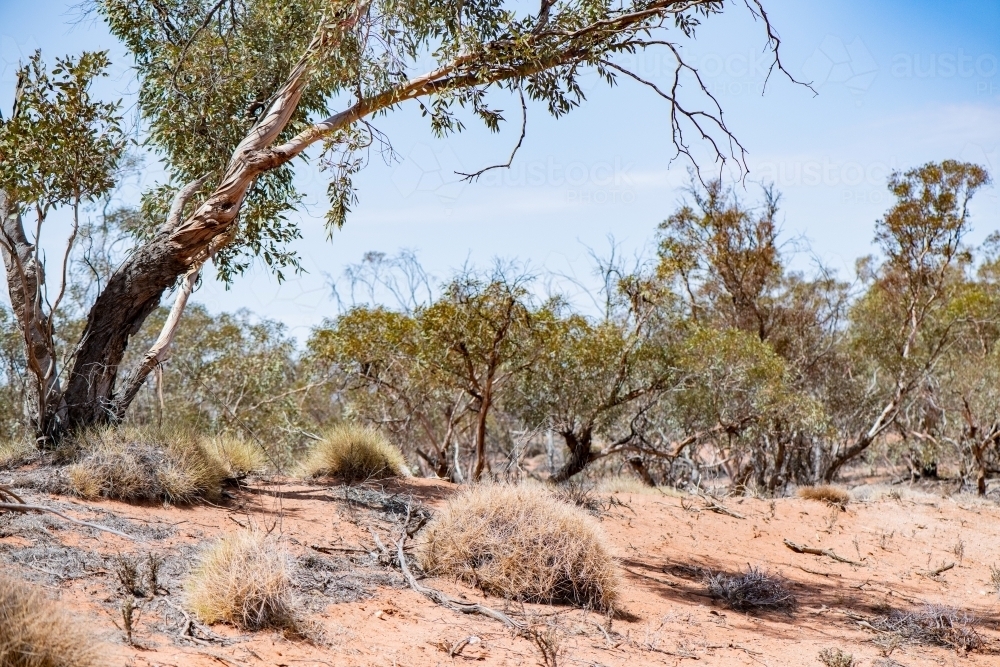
<box><xmin>0</xmin><ymin>502</ymin><xmax>138</xmax><ymax>541</ymax></box>
<box><xmin>701</xmin><ymin>498</ymin><xmax>745</xmax><ymax>520</ymax></box>
<box><xmin>309</xmin><ymin>544</ymin><xmax>369</xmax><ymax>555</ymax></box>
<box><xmin>922</xmin><ymin>562</ymin><xmax>955</xmax><ymax>577</ymax></box>
<box><xmin>783</xmin><ymin>539</ymin><xmax>862</xmax><ymax>565</ymax></box>
<box><xmin>395</xmin><ymin>533</ymin><xmax>526</xmax><ymax>631</ymax></box>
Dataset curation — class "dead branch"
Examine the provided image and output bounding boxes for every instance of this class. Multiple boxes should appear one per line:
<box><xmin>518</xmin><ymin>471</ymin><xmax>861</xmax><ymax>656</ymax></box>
<box><xmin>701</xmin><ymin>497</ymin><xmax>746</xmax><ymax>519</ymax></box>
<box><xmin>783</xmin><ymin>539</ymin><xmax>862</xmax><ymax>566</ymax></box>
<box><xmin>0</xmin><ymin>502</ymin><xmax>138</xmax><ymax>541</ymax></box>
<box><xmin>922</xmin><ymin>562</ymin><xmax>955</xmax><ymax>578</ymax></box>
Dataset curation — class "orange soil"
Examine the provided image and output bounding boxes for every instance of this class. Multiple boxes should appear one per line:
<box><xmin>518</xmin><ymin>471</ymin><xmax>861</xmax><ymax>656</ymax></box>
<box><xmin>4</xmin><ymin>477</ymin><xmax>1000</xmax><ymax>667</ymax></box>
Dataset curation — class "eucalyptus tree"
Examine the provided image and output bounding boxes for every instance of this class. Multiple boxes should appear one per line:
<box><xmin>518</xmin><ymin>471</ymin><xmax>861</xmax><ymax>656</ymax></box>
<box><xmin>309</xmin><ymin>268</ymin><xmax>540</xmax><ymax>481</ymax></box>
<box><xmin>512</xmin><ymin>269</ymin><xmax>673</xmax><ymax>482</ymax></box>
<box><xmin>4</xmin><ymin>0</ymin><xmax>801</xmax><ymax>444</ymax></box>
<box><xmin>823</xmin><ymin>161</ymin><xmax>991</xmax><ymax>481</ymax></box>
<box><xmin>0</xmin><ymin>52</ymin><xmax>128</xmax><ymax>442</ymax></box>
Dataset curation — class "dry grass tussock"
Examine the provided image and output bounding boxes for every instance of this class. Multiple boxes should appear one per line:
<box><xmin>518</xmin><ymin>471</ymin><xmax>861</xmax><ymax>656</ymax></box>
<box><xmin>0</xmin><ymin>439</ymin><xmax>31</xmax><ymax>468</ymax></box>
<box><xmin>0</xmin><ymin>574</ymin><xmax>102</xmax><ymax>667</ymax></box>
<box><xmin>66</xmin><ymin>425</ymin><xmax>227</xmax><ymax>503</ymax></box>
<box><xmin>418</xmin><ymin>484</ymin><xmax>619</xmax><ymax>611</ymax></box>
<box><xmin>185</xmin><ymin>528</ymin><xmax>298</xmax><ymax>630</ymax></box>
<box><xmin>797</xmin><ymin>485</ymin><xmax>850</xmax><ymax>506</ymax></box>
<box><xmin>301</xmin><ymin>424</ymin><xmax>409</xmax><ymax>482</ymax></box>
<box><xmin>202</xmin><ymin>434</ymin><xmax>268</xmax><ymax>477</ymax></box>
<box><xmin>870</xmin><ymin>605</ymin><xmax>984</xmax><ymax>651</ymax></box>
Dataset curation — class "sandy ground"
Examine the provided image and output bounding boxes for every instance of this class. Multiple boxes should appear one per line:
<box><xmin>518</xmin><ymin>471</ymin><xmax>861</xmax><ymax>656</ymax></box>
<box><xmin>1</xmin><ymin>475</ymin><xmax>999</xmax><ymax>667</ymax></box>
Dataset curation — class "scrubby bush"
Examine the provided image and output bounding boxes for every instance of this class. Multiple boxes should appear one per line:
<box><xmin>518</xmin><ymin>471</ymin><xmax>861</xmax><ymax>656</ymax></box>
<box><xmin>817</xmin><ymin>648</ymin><xmax>854</xmax><ymax>667</ymax></box>
<box><xmin>185</xmin><ymin>529</ymin><xmax>297</xmax><ymax>630</ymax></box>
<box><xmin>706</xmin><ymin>566</ymin><xmax>796</xmax><ymax>613</ymax></box>
<box><xmin>797</xmin><ymin>485</ymin><xmax>850</xmax><ymax>506</ymax></box>
<box><xmin>0</xmin><ymin>574</ymin><xmax>101</xmax><ymax>666</ymax></box>
<box><xmin>203</xmin><ymin>434</ymin><xmax>268</xmax><ymax>477</ymax></box>
<box><xmin>300</xmin><ymin>424</ymin><xmax>409</xmax><ymax>482</ymax></box>
<box><xmin>418</xmin><ymin>484</ymin><xmax>619</xmax><ymax>610</ymax></box>
<box><xmin>66</xmin><ymin>426</ymin><xmax>227</xmax><ymax>503</ymax></box>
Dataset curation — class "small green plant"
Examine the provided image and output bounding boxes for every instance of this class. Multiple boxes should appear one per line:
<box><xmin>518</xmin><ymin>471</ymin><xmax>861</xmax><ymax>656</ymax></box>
<box><xmin>121</xmin><ymin>596</ymin><xmax>136</xmax><ymax>645</ymax></box>
<box><xmin>988</xmin><ymin>564</ymin><xmax>1000</xmax><ymax>594</ymax></box>
<box><xmin>952</xmin><ymin>539</ymin><xmax>965</xmax><ymax>565</ymax></box>
<box><xmin>113</xmin><ymin>553</ymin><xmax>142</xmax><ymax>597</ymax></box>
<box><xmin>146</xmin><ymin>553</ymin><xmax>164</xmax><ymax>597</ymax></box>
<box><xmin>817</xmin><ymin>648</ymin><xmax>853</xmax><ymax>667</ymax></box>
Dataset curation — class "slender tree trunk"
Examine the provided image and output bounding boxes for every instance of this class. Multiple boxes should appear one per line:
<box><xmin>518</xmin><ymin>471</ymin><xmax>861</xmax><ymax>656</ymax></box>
<box><xmin>551</xmin><ymin>427</ymin><xmax>594</xmax><ymax>483</ymax></box>
<box><xmin>0</xmin><ymin>193</ymin><xmax>65</xmax><ymax>440</ymax></box>
<box><xmin>472</xmin><ymin>385</ymin><xmax>492</xmax><ymax>480</ymax></box>
<box><xmin>628</xmin><ymin>456</ymin><xmax>656</xmax><ymax>486</ymax></box>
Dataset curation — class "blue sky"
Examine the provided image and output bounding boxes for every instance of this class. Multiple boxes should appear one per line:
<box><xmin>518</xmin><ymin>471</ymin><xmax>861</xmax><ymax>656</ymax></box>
<box><xmin>0</xmin><ymin>0</ymin><xmax>998</xmax><ymax>339</ymax></box>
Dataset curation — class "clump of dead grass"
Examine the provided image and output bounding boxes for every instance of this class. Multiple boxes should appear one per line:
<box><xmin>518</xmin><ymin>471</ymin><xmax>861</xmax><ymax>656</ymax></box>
<box><xmin>870</xmin><ymin>605</ymin><xmax>983</xmax><ymax>652</ymax></box>
<box><xmin>203</xmin><ymin>434</ymin><xmax>268</xmax><ymax>477</ymax></box>
<box><xmin>185</xmin><ymin>528</ymin><xmax>298</xmax><ymax>630</ymax></box>
<box><xmin>0</xmin><ymin>439</ymin><xmax>32</xmax><ymax>469</ymax></box>
<box><xmin>417</xmin><ymin>484</ymin><xmax>619</xmax><ymax>611</ymax></box>
<box><xmin>301</xmin><ymin>424</ymin><xmax>409</xmax><ymax>482</ymax></box>
<box><xmin>797</xmin><ymin>485</ymin><xmax>850</xmax><ymax>506</ymax></box>
<box><xmin>66</xmin><ymin>425</ymin><xmax>227</xmax><ymax>503</ymax></box>
<box><xmin>706</xmin><ymin>566</ymin><xmax>796</xmax><ymax>613</ymax></box>
<box><xmin>0</xmin><ymin>574</ymin><xmax>102</xmax><ymax>666</ymax></box>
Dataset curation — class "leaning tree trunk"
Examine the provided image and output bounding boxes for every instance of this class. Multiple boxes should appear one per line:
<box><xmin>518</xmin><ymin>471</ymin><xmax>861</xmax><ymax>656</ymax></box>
<box><xmin>5</xmin><ymin>1</ymin><xmax>734</xmax><ymax>440</ymax></box>
<box><xmin>551</xmin><ymin>426</ymin><xmax>594</xmax><ymax>483</ymax></box>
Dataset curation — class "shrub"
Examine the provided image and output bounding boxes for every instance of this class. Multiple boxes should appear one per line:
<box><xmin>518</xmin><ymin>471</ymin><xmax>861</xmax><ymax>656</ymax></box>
<box><xmin>797</xmin><ymin>485</ymin><xmax>850</xmax><ymax>506</ymax></box>
<box><xmin>817</xmin><ymin>648</ymin><xmax>854</xmax><ymax>667</ymax></box>
<box><xmin>185</xmin><ymin>529</ymin><xmax>297</xmax><ymax>630</ymax></box>
<box><xmin>706</xmin><ymin>566</ymin><xmax>796</xmax><ymax>613</ymax></box>
<box><xmin>870</xmin><ymin>605</ymin><xmax>983</xmax><ymax>651</ymax></box>
<box><xmin>66</xmin><ymin>425</ymin><xmax>227</xmax><ymax>503</ymax></box>
<box><xmin>0</xmin><ymin>574</ymin><xmax>101</xmax><ymax>666</ymax></box>
<box><xmin>300</xmin><ymin>424</ymin><xmax>409</xmax><ymax>482</ymax></box>
<box><xmin>203</xmin><ymin>434</ymin><xmax>268</xmax><ymax>477</ymax></box>
<box><xmin>417</xmin><ymin>484</ymin><xmax>619</xmax><ymax>611</ymax></box>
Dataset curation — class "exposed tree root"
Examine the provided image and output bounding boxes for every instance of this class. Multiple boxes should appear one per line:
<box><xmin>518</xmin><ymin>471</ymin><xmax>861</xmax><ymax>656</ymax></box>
<box><xmin>395</xmin><ymin>532</ymin><xmax>526</xmax><ymax>631</ymax></box>
<box><xmin>0</xmin><ymin>485</ymin><xmax>25</xmax><ymax>504</ymax></box>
